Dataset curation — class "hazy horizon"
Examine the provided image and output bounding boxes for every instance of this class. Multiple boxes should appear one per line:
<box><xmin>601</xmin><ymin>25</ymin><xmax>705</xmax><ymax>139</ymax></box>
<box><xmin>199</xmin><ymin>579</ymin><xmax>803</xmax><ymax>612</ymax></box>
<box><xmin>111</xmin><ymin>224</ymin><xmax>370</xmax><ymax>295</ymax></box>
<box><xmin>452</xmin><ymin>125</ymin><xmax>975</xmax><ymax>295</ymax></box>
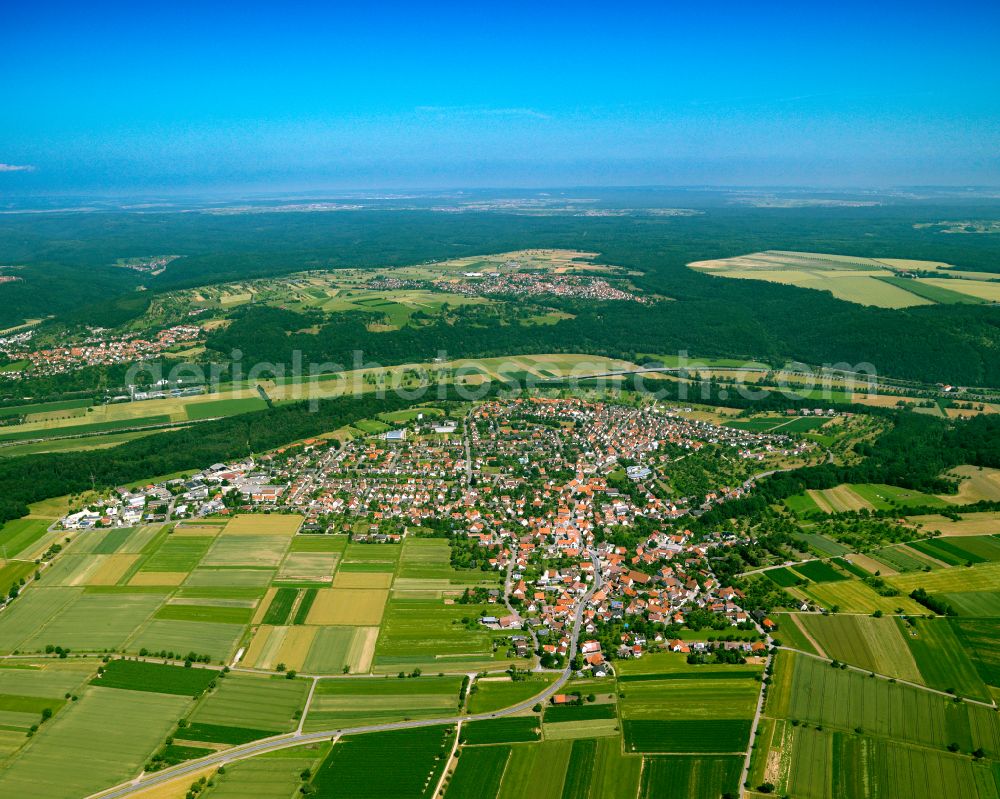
<box><xmin>2</xmin><ymin>0</ymin><xmax>999</xmax><ymax>194</ymax></box>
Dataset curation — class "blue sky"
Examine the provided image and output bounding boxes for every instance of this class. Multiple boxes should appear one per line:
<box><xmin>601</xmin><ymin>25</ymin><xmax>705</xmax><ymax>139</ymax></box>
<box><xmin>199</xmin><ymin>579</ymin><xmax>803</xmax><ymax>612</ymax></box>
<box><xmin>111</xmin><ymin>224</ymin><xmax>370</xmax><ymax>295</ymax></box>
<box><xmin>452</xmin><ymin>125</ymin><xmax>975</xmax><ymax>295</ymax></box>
<box><xmin>1</xmin><ymin>0</ymin><xmax>998</xmax><ymax>193</ymax></box>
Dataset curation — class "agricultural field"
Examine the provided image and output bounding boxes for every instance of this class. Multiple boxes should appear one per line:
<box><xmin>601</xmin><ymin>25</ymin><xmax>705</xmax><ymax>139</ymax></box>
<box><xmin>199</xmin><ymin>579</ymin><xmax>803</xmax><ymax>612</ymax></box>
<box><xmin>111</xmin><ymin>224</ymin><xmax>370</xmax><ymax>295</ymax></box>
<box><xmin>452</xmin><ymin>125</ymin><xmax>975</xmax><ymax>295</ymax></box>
<box><xmin>616</xmin><ymin>653</ymin><xmax>761</xmax><ymax>755</ymax></box>
<box><xmin>800</xmin><ymin>577</ymin><xmax>926</xmax><ymax>614</ymax></box>
<box><xmin>93</xmin><ymin>659</ymin><xmax>216</xmax><ymax>695</ymax></box>
<box><xmin>791</xmin><ymin>482</ymin><xmax>948</xmax><ymax>515</ymax></box>
<box><xmin>688</xmin><ymin>250</ymin><xmax>1000</xmax><ymax>309</ymax></box>
<box><xmin>903</xmin><ymin>617</ymin><xmax>993</xmax><ymax>701</ymax></box>
<box><xmin>374</xmin><ymin>597</ymin><xmax>512</xmax><ymax>673</ymax></box>
<box><xmin>303</xmin><ymin>675</ymin><xmax>463</xmax><ymax>730</ymax></box>
<box><xmin>905</xmin><ymin>512</ymin><xmax>1000</xmax><ymax>536</ymax></box>
<box><xmin>792</xmin><ymin>559</ymin><xmax>850</xmax><ymax>583</ymax></box>
<box><xmin>756</xmin><ymin>721</ymin><xmax>998</xmax><ymax>799</ymax></box>
<box><xmin>467</xmin><ymin>674</ymin><xmax>558</xmax><ymax>714</ymax></box>
<box><xmin>203</xmin><ymin>745</ymin><xmax>328</xmax><ymax>799</ymax></box>
<box><xmin>444</xmin><ymin>744</ymin><xmax>510</xmax><ymax>799</ymax></box>
<box><xmin>495</xmin><ymin>739</ymin><xmax>573</xmax><ymax>799</ymax></box>
<box><xmin>766</xmin><ymin>651</ymin><xmax>1000</xmax><ymax>755</ymax></box>
<box><xmin>941</xmin><ymin>466</ymin><xmax>1000</xmax><ymax>504</ymax></box>
<box><xmin>462</xmin><ymin>716</ymin><xmax>541</xmax><ymax>745</ymax></box>
<box><xmin>0</xmin><ymin>517</ymin><xmax>52</xmax><ymax>558</ymax></box>
<box><xmin>889</xmin><ymin>560</ymin><xmax>1000</xmax><ymax>594</ymax></box>
<box><xmin>189</xmin><ymin>672</ymin><xmax>308</xmax><ymax>731</ymax></box>
<box><xmin>0</xmin><ymin>685</ymin><xmax>189</xmax><ymax>799</ymax></box>
<box><xmin>795</xmin><ymin>614</ymin><xmax>922</xmax><ymax>682</ymax></box>
<box><xmin>639</xmin><ymin>755</ymin><xmax>742</xmax><ymax>799</ymax></box>
<box><xmin>310</xmin><ymin>725</ymin><xmax>454</xmax><ymax>799</ymax></box>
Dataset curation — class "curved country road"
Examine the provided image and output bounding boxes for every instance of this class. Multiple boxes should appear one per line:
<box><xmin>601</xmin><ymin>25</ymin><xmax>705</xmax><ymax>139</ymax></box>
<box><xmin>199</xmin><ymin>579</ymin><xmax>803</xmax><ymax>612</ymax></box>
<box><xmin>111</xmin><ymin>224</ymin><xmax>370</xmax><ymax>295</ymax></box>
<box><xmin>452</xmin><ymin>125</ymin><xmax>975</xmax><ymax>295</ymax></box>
<box><xmin>88</xmin><ymin>550</ymin><xmax>603</xmax><ymax>799</ymax></box>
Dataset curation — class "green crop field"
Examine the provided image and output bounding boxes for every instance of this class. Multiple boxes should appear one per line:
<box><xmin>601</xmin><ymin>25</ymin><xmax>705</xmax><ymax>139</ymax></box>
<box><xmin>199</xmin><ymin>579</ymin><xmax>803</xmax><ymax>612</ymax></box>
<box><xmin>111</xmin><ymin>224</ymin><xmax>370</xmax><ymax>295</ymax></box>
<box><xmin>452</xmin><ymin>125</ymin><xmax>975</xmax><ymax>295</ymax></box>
<box><xmin>944</xmin><ymin>591</ymin><xmax>1000</xmax><ymax>617</ymax></box>
<box><xmin>560</xmin><ymin>738</ymin><xmax>597</xmax><ymax>799</ymax></box>
<box><xmin>795</xmin><ymin>533</ymin><xmax>851</xmax><ymax>557</ymax></box>
<box><xmin>784</xmin><ymin>492</ymin><xmax>824</xmax><ymax>516</ymax></box>
<box><xmin>311</xmin><ymin>725</ymin><xmax>454</xmax><ymax>799</ymax></box>
<box><xmin>768</xmin><ymin>651</ymin><xmax>1000</xmax><ymax>754</ymax></box>
<box><xmin>262</xmin><ymin>586</ymin><xmax>298</xmax><ymax>624</ymax></box>
<box><xmin>618</xmin><ymin>663</ymin><xmax>761</xmax><ymax>728</ymax></box>
<box><xmin>202</xmin><ymin>534</ymin><xmax>290</xmax><ymax>568</ymax></box>
<box><xmin>467</xmin><ymin>675</ymin><xmax>557</xmax><ymax>714</ymax></box>
<box><xmin>796</xmin><ymin>614</ymin><xmax>922</xmax><ymax>682</ymax></box>
<box><xmin>909</xmin><ymin>538</ymin><xmax>981</xmax><ymax>566</ymax></box>
<box><xmin>0</xmin><ymin>686</ymin><xmax>188</xmax><ymax>799</ymax></box>
<box><xmin>951</xmin><ymin>620</ymin><xmax>1000</xmax><ymax>686</ymax></box>
<box><xmin>803</xmin><ymin>578</ymin><xmax>925</xmax><ymax>614</ymax></box>
<box><xmin>184</xmin><ymin>397</ymin><xmax>268</xmax><ymax>420</ymax></box>
<box><xmin>771</xmin><ymin>614</ymin><xmax>821</xmax><ymax>656</ymax></box>
<box><xmin>778</xmin><ymin>725</ymin><xmax>996</xmax><ymax>799</ymax></box>
<box><xmin>93</xmin><ymin>659</ymin><xmax>217</xmax><ymax>695</ymax></box>
<box><xmin>890</xmin><ymin>562</ymin><xmax>1000</xmax><ymax>594</ymax></box>
<box><xmin>20</xmin><ymin>590</ymin><xmax>165</xmax><ymax>653</ymax></box>
<box><xmin>639</xmin><ymin>755</ymin><xmax>742</xmax><ymax>799</ymax></box>
<box><xmin>139</xmin><ymin>534</ymin><xmax>215</xmax><ymax>572</ymax></box>
<box><xmin>0</xmin><ymin>398</ymin><xmax>92</xmax><ymax>417</ymax></box>
<box><xmin>828</xmin><ymin>557</ymin><xmax>870</xmax><ymax>579</ymax></box>
<box><xmin>0</xmin><ymin>517</ymin><xmax>51</xmax><ymax>558</ymax></box>
<box><xmin>0</xmin><ymin>414</ymin><xmax>173</xmax><ymax>442</ymax></box>
<box><xmin>587</xmin><ymin>737</ymin><xmax>642</xmax><ymax>799</ymax></box>
<box><xmin>445</xmin><ymin>745</ymin><xmax>510</xmax><ymax>799</ymax></box>
<box><xmin>497</xmin><ymin>740</ymin><xmax>573</xmax><ymax>799</ymax></box>
<box><xmin>128</xmin><ymin>618</ymin><xmax>245</xmax><ymax>661</ymax></box>
<box><xmin>179</xmin><ymin>721</ymin><xmax>278</xmax><ymax>744</ymax></box>
<box><xmin>904</xmin><ymin>617</ymin><xmax>991</xmax><ymax>701</ymax></box>
<box><xmin>190</xmin><ymin>672</ymin><xmax>308</xmax><ymax>731</ymax></box>
<box><xmin>875</xmin><ymin>275</ymin><xmax>986</xmax><ymax>304</ymax></box>
<box><xmin>793</xmin><ymin>559</ymin><xmax>849</xmax><ymax>583</ymax></box>
<box><xmin>623</xmin><ymin>719</ymin><xmax>751</xmax><ymax>753</ymax></box>
<box><xmin>374</xmin><ymin>598</ymin><xmax>502</xmax><ymax>671</ymax></box>
<box><xmin>154</xmin><ymin>602</ymin><xmax>253</xmax><ymax>624</ymax></box>
<box><xmin>206</xmin><ymin>749</ymin><xmax>326</xmax><ymax>799</ymax></box>
<box><xmin>942</xmin><ymin>536</ymin><xmax>1000</xmax><ymax>562</ymax></box>
<box><xmin>764</xmin><ymin>567</ymin><xmax>801</xmax><ymax>587</ymax></box>
<box><xmin>544</xmin><ymin>702</ymin><xmax>617</xmax><ymax>723</ymax></box>
<box><xmin>462</xmin><ymin>716</ymin><xmax>540</xmax><ymax>745</ymax></box>
<box><xmin>848</xmin><ymin>483</ymin><xmax>950</xmax><ymax>510</ymax></box>
<box><xmin>303</xmin><ymin>675</ymin><xmax>463</xmax><ymax>730</ymax></box>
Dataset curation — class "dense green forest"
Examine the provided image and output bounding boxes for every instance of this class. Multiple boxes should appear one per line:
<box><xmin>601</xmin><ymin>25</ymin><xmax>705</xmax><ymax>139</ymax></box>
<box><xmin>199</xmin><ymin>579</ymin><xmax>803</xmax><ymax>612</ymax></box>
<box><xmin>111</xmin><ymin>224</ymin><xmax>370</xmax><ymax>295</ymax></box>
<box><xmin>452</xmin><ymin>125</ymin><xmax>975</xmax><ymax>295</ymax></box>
<box><xmin>1</xmin><ymin>200</ymin><xmax>999</xmax><ymax>385</ymax></box>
